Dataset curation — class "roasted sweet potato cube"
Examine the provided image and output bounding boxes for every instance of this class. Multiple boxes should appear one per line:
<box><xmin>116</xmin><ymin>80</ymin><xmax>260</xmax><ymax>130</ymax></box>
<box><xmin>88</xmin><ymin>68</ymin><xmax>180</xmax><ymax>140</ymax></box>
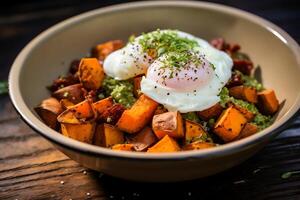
<box><xmin>116</xmin><ymin>95</ymin><xmax>158</xmax><ymax>133</ymax></box>
<box><xmin>185</xmin><ymin>120</ymin><xmax>207</xmax><ymax>143</ymax></box>
<box><xmin>183</xmin><ymin>141</ymin><xmax>215</xmax><ymax>151</ymax></box>
<box><xmin>229</xmin><ymin>103</ymin><xmax>255</xmax><ymax>122</ymax></box>
<box><xmin>133</xmin><ymin>76</ymin><xmax>142</xmax><ymax>97</ymax></box>
<box><xmin>35</xmin><ymin>97</ymin><xmax>63</xmax><ymax>129</ymax></box>
<box><xmin>152</xmin><ymin>111</ymin><xmax>184</xmax><ymax>139</ymax></box>
<box><xmin>60</xmin><ymin>99</ymin><xmax>75</xmax><ymax>110</ymax></box>
<box><xmin>78</xmin><ymin>58</ymin><xmax>104</xmax><ymax>90</ymax></box>
<box><xmin>52</xmin><ymin>84</ymin><xmax>86</xmax><ymax>104</ymax></box>
<box><xmin>229</xmin><ymin>85</ymin><xmax>257</xmax><ymax>103</ymax></box>
<box><xmin>197</xmin><ymin>103</ymin><xmax>223</xmax><ymax>121</ymax></box>
<box><xmin>257</xmin><ymin>89</ymin><xmax>279</xmax><ymax>115</ymax></box>
<box><xmin>112</xmin><ymin>144</ymin><xmax>134</xmax><ymax>151</ymax></box>
<box><xmin>61</xmin><ymin>122</ymin><xmax>95</xmax><ymax>144</ymax></box>
<box><xmin>236</xmin><ymin>123</ymin><xmax>259</xmax><ymax>140</ymax></box>
<box><xmin>147</xmin><ymin>135</ymin><xmax>180</xmax><ymax>153</ymax></box>
<box><xmin>94</xmin><ymin>124</ymin><xmax>124</xmax><ymax>147</ymax></box>
<box><xmin>214</xmin><ymin>106</ymin><xmax>247</xmax><ymax>142</ymax></box>
<box><xmin>93</xmin><ymin>97</ymin><xmax>114</xmax><ymax>115</ymax></box>
<box><xmin>57</xmin><ymin>99</ymin><xmax>95</xmax><ymax>123</ymax></box>
<box><xmin>92</xmin><ymin>40</ymin><xmax>124</xmax><ymax>60</ymax></box>
<box><xmin>130</xmin><ymin>127</ymin><xmax>157</xmax><ymax>151</ymax></box>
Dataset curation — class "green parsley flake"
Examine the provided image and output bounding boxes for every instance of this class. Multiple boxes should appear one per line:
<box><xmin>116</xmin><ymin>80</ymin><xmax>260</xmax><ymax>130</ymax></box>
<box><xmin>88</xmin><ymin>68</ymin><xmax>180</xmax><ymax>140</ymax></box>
<box><xmin>138</xmin><ymin>29</ymin><xmax>213</xmax><ymax>75</ymax></box>
<box><xmin>182</xmin><ymin>112</ymin><xmax>200</xmax><ymax>123</ymax></box>
<box><xmin>102</xmin><ymin>76</ymin><xmax>136</xmax><ymax>108</ymax></box>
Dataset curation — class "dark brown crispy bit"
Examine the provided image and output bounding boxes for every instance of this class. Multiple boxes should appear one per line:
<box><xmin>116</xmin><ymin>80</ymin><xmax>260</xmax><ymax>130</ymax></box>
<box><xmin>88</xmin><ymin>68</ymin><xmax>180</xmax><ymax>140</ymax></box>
<box><xmin>226</xmin><ymin>72</ymin><xmax>243</xmax><ymax>88</ymax></box>
<box><xmin>233</xmin><ymin>59</ymin><xmax>254</xmax><ymax>75</ymax></box>
<box><xmin>98</xmin><ymin>104</ymin><xmax>126</xmax><ymax>125</ymax></box>
<box><xmin>48</xmin><ymin>74</ymin><xmax>79</xmax><ymax>92</ymax></box>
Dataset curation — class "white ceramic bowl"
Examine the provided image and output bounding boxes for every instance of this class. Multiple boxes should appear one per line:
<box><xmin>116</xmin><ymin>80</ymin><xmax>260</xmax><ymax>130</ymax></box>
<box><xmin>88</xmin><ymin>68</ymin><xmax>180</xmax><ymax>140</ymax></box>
<box><xmin>9</xmin><ymin>1</ymin><xmax>300</xmax><ymax>182</ymax></box>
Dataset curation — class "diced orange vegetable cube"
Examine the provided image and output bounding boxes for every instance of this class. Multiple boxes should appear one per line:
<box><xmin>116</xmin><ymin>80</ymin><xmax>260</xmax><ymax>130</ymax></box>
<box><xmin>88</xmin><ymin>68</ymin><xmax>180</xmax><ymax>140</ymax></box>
<box><xmin>92</xmin><ymin>40</ymin><xmax>124</xmax><ymax>60</ymax></box>
<box><xmin>117</xmin><ymin>95</ymin><xmax>158</xmax><ymax>133</ymax></box>
<box><xmin>214</xmin><ymin>106</ymin><xmax>247</xmax><ymax>142</ymax></box>
<box><xmin>61</xmin><ymin>122</ymin><xmax>95</xmax><ymax>144</ymax></box>
<box><xmin>236</xmin><ymin>123</ymin><xmax>259</xmax><ymax>140</ymax></box>
<box><xmin>147</xmin><ymin>135</ymin><xmax>180</xmax><ymax>153</ymax></box>
<box><xmin>229</xmin><ymin>85</ymin><xmax>257</xmax><ymax>103</ymax></box>
<box><xmin>257</xmin><ymin>89</ymin><xmax>279</xmax><ymax>115</ymax></box>
<box><xmin>185</xmin><ymin>120</ymin><xmax>207</xmax><ymax>143</ymax></box>
<box><xmin>197</xmin><ymin>103</ymin><xmax>223</xmax><ymax>121</ymax></box>
<box><xmin>94</xmin><ymin>124</ymin><xmax>124</xmax><ymax>147</ymax></box>
<box><xmin>93</xmin><ymin>97</ymin><xmax>114</xmax><ymax>115</ymax></box>
<box><xmin>78</xmin><ymin>58</ymin><xmax>104</xmax><ymax>90</ymax></box>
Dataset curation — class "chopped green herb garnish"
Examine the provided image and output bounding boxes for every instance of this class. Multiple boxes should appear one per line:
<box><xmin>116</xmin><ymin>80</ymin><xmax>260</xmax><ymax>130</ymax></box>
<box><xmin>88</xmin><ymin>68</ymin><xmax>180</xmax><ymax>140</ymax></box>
<box><xmin>138</xmin><ymin>29</ymin><xmax>213</xmax><ymax>77</ymax></box>
<box><xmin>0</xmin><ymin>81</ymin><xmax>8</xmax><ymax>95</ymax></box>
<box><xmin>102</xmin><ymin>76</ymin><xmax>136</xmax><ymax>108</ymax></box>
<box><xmin>183</xmin><ymin>112</ymin><xmax>200</xmax><ymax>123</ymax></box>
<box><xmin>235</xmin><ymin>70</ymin><xmax>264</xmax><ymax>91</ymax></box>
<box><xmin>208</xmin><ymin>118</ymin><xmax>215</xmax><ymax>128</ymax></box>
<box><xmin>97</xmin><ymin>93</ymin><xmax>105</xmax><ymax>100</ymax></box>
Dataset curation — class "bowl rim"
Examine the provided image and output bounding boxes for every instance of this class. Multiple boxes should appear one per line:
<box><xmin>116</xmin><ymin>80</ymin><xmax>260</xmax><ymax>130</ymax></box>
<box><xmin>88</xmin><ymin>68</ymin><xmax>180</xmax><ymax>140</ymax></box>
<box><xmin>9</xmin><ymin>1</ymin><xmax>300</xmax><ymax>160</ymax></box>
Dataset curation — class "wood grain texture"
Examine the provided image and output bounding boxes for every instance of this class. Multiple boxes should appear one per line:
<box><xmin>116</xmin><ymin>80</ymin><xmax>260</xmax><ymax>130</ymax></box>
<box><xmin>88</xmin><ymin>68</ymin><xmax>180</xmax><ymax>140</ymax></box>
<box><xmin>0</xmin><ymin>1</ymin><xmax>300</xmax><ymax>199</ymax></box>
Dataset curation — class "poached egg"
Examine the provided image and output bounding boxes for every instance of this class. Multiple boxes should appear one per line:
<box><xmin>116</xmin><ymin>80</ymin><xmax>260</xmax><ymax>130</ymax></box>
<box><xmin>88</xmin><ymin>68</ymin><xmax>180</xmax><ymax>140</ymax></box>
<box><xmin>103</xmin><ymin>30</ymin><xmax>233</xmax><ymax>112</ymax></box>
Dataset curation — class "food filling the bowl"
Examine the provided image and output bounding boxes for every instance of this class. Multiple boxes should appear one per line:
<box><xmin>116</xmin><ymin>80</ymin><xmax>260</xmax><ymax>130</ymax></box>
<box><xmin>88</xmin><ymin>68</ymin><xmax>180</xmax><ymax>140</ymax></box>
<box><xmin>35</xmin><ymin>29</ymin><xmax>279</xmax><ymax>152</ymax></box>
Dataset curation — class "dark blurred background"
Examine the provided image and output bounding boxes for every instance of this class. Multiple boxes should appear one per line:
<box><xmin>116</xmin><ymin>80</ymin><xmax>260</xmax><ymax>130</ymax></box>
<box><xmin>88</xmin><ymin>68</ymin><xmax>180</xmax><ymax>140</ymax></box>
<box><xmin>1</xmin><ymin>0</ymin><xmax>299</xmax><ymax>81</ymax></box>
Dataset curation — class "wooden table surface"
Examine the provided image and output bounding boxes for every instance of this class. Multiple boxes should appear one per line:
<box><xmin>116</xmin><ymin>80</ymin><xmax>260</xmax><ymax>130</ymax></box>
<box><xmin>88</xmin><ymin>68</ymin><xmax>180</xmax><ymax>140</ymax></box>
<box><xmin>1</xmin><ymin>1</ymin><xmax>300</xmax><ymax>199</ymax></box>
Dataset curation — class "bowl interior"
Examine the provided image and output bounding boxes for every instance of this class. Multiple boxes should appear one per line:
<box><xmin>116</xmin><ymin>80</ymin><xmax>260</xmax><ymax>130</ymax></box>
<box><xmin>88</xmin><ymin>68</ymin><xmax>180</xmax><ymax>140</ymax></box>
<box><xmin>12</xmin><ymin>2</ymin><xmax>300</xmax><ymax>155</ymax></box>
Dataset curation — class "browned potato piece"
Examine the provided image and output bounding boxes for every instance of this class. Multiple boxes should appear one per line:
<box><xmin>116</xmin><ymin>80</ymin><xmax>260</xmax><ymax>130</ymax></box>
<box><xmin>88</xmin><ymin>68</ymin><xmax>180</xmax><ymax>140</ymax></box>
<box><xmin>197</xmin><ymin>103</ymin><xmax>223</xmax><ymax>121</ymax></box>
<box><xmin>78</xmin><ymin>58</ymin><xmax>104</xmax><ymax>90</ymax></box>
<box><xmin>229</xmin><ymin>85</ymin><xmax>257</xmax><ymax>103</ymax></box>
<box><xmin>236</xmin><ymin>123</ymin><xmax>259</xmax><ymax>140</ymax></box>
<box><xmin>133</xmin><ymin>76</ymin><xmax>142</xmax><ymax>98</ymax></box>
<box><xmin>93</xmin><ymin>97</ymin><xmax>114</xmax><ymax>115</ymax></box>
<box><xmin>52</xmin><ymin>83</ymin><xmax>86</xmax><ymax>104</ymax></box>
<box><xmin>257</xmin><ymin>89</ymin><xmax>279</xmax><ymax>115</ymax></box>
<box><xmin>35</xmin><ymin>97</ymin><xmax>63</xmax><ymax>129</ymax></box>
<box><xmin>183</xmin><ymin>141</ymin><xmax>215</xmax><ymax>151</ymax></box>
<box><xmin>92</xmin><ymin>40</ymin><xmax>124</xmax><ymax>61</ymax></box>
<box><xmin>61</xmin><ymin>122</ymin><xmax>95</xmax><ymax>144</ymax></box>
<box><xmin>147</xmin><ymin>135</ymin><xmax>180</xmax><ymax>153</ymax></box>
<box><xmin>117</xmin><ymin>95</ymin><xmax>158</xmax><ymax>133</ymax></box>
<box><xmin>112</xmin><ymin>144</ymin><xmax>134</xmax><ymax>151</ymax></box>
<box><xmin>130</xmin><ymin>127</ymin><xmax>157</xmax><ymax>151</ymax></box>
<box><xmin>57</xmin><ymin>99</ymin><xmax>95</xmax><ymax>124</ymax></box>
<box><xmin>60</xmin><ymin>99</ymin><xmax>75</xmax><ymax>110</ymax></box>
<box><xmin>214</xmin><ymin>106</ymin><xmax>247</xmax><ymax>142</ymax></box>
<box><xmin>229</xmin><ymin>103</ymin><xmax>255</xmax><ymax>122</ymax></box>
<box><xmin>185</xmin><ymin>120</ymin><xmax>207</xmax><ymax>143</ymax></box>
<box><xmin>94</xmin><ymin>124</ymin><xmax>124</xmax><ymax>147</ymax></box>
<box><xmin>152</xmin><ymin>111</ymin><xmax>184</xmax><ymax>139</ymax></box>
